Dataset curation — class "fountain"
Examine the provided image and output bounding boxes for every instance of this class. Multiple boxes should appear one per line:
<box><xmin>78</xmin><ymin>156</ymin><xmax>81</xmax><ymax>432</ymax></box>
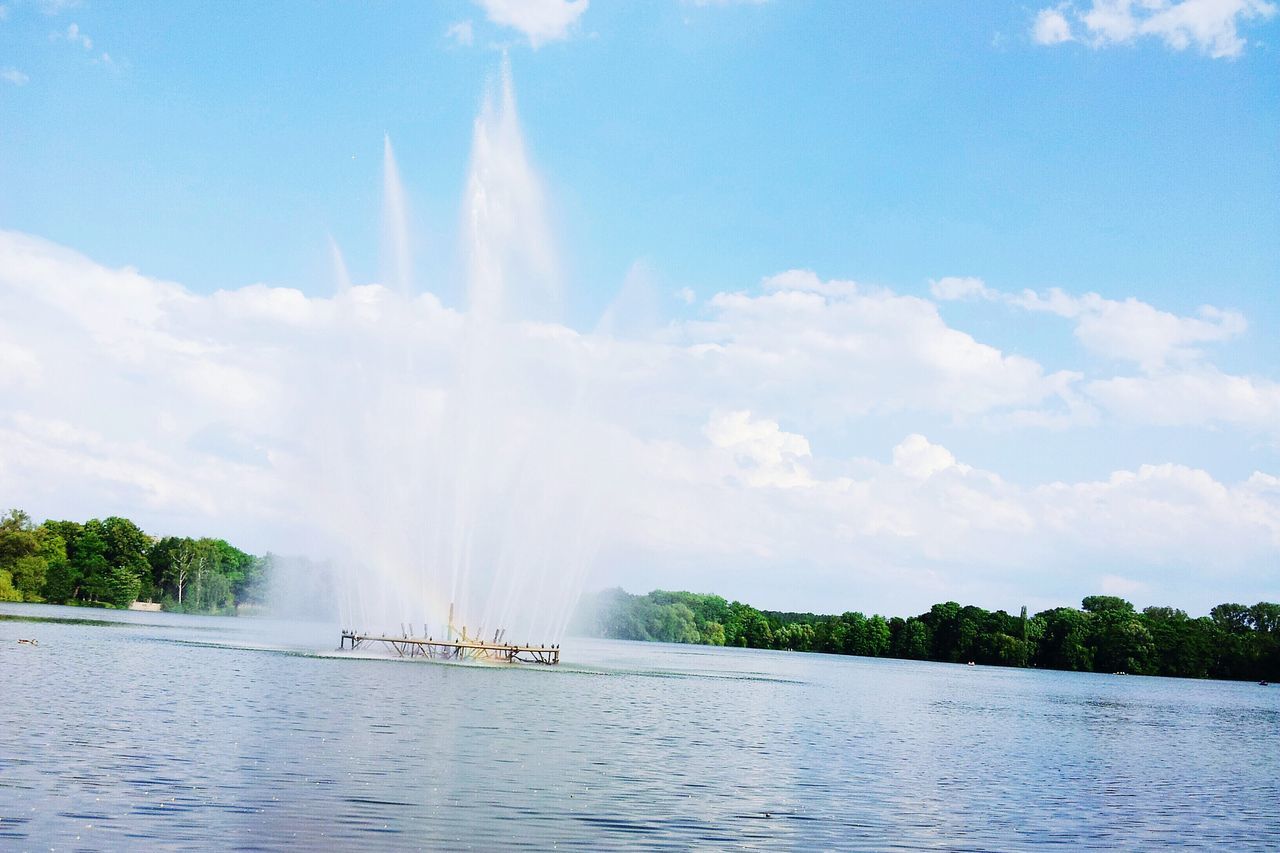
<box><xmin>310</xmin><ymin>63</ymin><xmax>599</xmax><ymax>662</ymax></box>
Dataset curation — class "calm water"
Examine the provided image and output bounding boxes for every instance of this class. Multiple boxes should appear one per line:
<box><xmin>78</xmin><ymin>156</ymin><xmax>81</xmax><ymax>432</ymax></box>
<box><xmin>1</xmin><ymin>603</ymin><xmax>1277</xmax><ymax>851</ymax></box>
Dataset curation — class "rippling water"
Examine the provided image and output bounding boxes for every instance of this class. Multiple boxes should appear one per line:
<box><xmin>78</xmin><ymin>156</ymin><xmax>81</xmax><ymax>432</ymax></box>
<box><xmin>1</xmin><ymin>603</ymin><xmax>1277</xmax><ymax>850</ymax></box>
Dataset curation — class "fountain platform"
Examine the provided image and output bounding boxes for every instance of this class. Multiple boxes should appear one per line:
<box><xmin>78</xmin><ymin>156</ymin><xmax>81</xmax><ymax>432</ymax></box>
<box><xmin>339</xmin><ymin>630</ymin><xmax>560</xmax><ymax>665</ymax></box>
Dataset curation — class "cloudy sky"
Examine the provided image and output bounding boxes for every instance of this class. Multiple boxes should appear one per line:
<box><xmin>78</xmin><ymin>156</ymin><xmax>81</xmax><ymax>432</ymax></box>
<box><xmin>1</xmin><ymin>0</ymin><xmax>1278</xmax><ymax>618</ymax></box>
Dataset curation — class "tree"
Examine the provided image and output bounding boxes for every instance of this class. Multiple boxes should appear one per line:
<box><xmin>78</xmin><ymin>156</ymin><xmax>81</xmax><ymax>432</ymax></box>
<box><xmin>102</xmin><ymin>564</ymin><xmax>142</xmax><ymax>608</ymax></box>
<box><xmin>841</xmin><ymin>611</ymin><xmax>868</xmax><ymax>656</ymax></box>
<box><xmin>1210</xmin><ymin>603</ymin><xmax>1251</xmax><ymax>633</ymax></box>
<box><xmin>1090</xmin><ymin>609</ymin><xmax>1154</xmax><ymax>674</ymax></box>
<box><xmin>1143</xmin><ymin>607</ymin><xmax>1213</xmax><ymax>678</ymax></box>
<box><xmin>1082</xmin><ymin>595</ymin><xmax>1135</xmax><ymax>615</ymax></box>
<box><xmin>40</xmin><ymin>520</ymin><xmax>83</xmax><ymax>603</ymax></box>
<box><xmin>893</xmin><ymin>618</ymin><xmax>931</xmax><ymax>660</ymax></box>
<box><xmin>0</xmin><ymin>513</ymin><xmax>65</xmax><ymax>602</ymax></box>
<box><xmin>865</xmin><ymin>615</ymin><xmax>891</xmax><ymax>657</ymax></box>
<box><xmin>744</xmin><ymin>613</ymin><xmax>773</xmax><ymax>649</ymax></box>
<box><xmin>10</xmin><ymin>556</ymin><xmax>47</xmax><ymax>601</ymax></box>
<box><xmin>0</xmin><ymin>509</ymin><xmax>38</xmax><ymax>566</ymax></box>
<box><xmin>72</xmin><ymin>521</ymin><xmax>113</xmax><ymax>604</ymax></box>
<box><xmin>172</xmin><ymin>541</ymin><xmax>196</xmax><ymax>607</ymax></box>
<box><xmin>101</xmin><ymin>517</ymin><xmax>150</xmax><ymax>579</ymax></box>
<box><xmin>1035</xmin><ymin>608</ymin><xmax>1093</xmax><ymax>671</ymax></box>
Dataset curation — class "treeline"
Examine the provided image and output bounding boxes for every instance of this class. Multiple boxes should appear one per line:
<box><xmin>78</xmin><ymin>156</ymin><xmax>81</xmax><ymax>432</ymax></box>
<box><xmin>584</xmin><ymin>588</ymin><xmax>1280</xmax><ymax>682</ymax></box>
<box><xmin>0</xmin><ymin>509</ymin><xmax>266</xmax><ymax>614</ymax></box>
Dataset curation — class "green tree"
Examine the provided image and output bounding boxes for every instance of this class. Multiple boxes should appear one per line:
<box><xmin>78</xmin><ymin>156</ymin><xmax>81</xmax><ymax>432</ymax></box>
<box><xmin>744</xmin><ymin>613</ymin><xmax>773</xmax><ymax>649</ymax></box>
<box><xmin>0</xmin><ymin>509</ymin><xmax>38</xmax><ymax>566</ymax></box>
<box><xmin>865</xmin><ymin>615</ymin><xmax>891</xmax><ymax>657</ymax></box>
<box><xmin>73</xmin><ymin>521</ymin><xmax>113</xmax><ymax>604</ymax></box>
<box><xmin>1082</xmin><ymin>595</ymin><xmax>1135</xmax><ymax>615</ymax></box>
<box><xmin>1035</xmin><ymin>607</ymin><xmax>1094</xmax><ymax>671</ymax></box>
<box><xmin>1090</xmin><ymin>609</ymin><xmax>1154</xmax><ymax>674</ymax></box>
<box><xmin>40</xmin><ymin>520</ymin><xmax>84</xmax><ymax>603</ymax></box>
<box><xmin>1142</xmin><ymin>607</ymin><xmax>1214</xmax><ymax>678</ymax></box>
<box><xmin>0</xmin><ymin>569</ymin><xmax>21</xmax><ymax>602</ymax></box>
<box><xmin>893</xmin><ymin>617</ymin><xmax>931</xmax><ymax>660</ymax></box>
<box><xmin>0</xmin><ymin>512</ymin><xmax>67</xmax><ymax>601</ymax></box>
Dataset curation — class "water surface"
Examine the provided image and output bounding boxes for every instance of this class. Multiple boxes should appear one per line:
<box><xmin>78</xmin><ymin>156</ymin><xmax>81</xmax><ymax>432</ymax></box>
<box><xmin>1</xmin><ymin>603</ymin><xmax>1277</xmax><ymax>850</ymax></box>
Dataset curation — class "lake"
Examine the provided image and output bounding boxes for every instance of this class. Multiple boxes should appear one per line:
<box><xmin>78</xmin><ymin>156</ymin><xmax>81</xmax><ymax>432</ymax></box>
<box><xmin>1</xmin><ymin>602</ymin><xmax>1277</xmax><ymax>850</ymax></box>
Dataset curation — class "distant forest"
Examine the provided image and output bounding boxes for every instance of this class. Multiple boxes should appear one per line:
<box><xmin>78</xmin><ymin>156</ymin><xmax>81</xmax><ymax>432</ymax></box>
<box><xmin>0</xmin><ymin>508</ymin><xmax>267</xmax><ymax>614</ymax></box>
<box><xmin>583</xmin><ymin>588</ymin><xmax>1280</xmax><ymax>682</ymax></box>
<box><xmin>5</xmin><ymin>504</ymin><xmax>1277</xmax><ymax>682</ymax></box>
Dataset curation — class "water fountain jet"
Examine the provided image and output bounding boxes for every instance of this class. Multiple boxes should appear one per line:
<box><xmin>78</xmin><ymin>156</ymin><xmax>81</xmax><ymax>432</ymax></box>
<box><xmin>309</xmin><ymin>67</ymin><xmax>595</xmax><ymax>663</ymax></box>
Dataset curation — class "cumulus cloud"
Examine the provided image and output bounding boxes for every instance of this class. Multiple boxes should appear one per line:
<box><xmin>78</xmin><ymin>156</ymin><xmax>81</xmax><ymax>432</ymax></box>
<box><xmin>934</xmin><ymin>276</ymin><xmax>1246</xmax><ymax>372</ymax></box>
<box><xmin>2</xmin><ymin>232</ymin><xmax>1277</xmax><ymax>614</ymax></box>
<box><xmin>706</xmin><ymin>411</ymin><xmax>813</xmax><ymax>488</ymax></box>
<box><xmin>932</xmin><ymin>276</ymin><xmax>1273</xmax><ymax>432</ymax></box>
<box><xmin>1033</xmin><ymin>6</ymin><xmax>1076</xmax><ymax>43</ymax></box>
<box><xmin>1087</xmin><ymin>369</ymin><xmax>1280</xmax><ymax>429</ymax></box>
<box><xmin>1032</xmin><ymin>0</ymin><xmax>1277</xmax><ymax>58</ymax></box>
<box><xmin>684</xmin><ymin>270</ymin><xmax>1074</xmax><ymax>422</ymax></box>
<box><xmin>474</xmin><ymin>0</ymin><xmax>588</xmax><ymax>48</ymax></box>
<box><xmin>892</xmin><ymin>434</ymin><xmax>969</xmax><ymax>480</ymax></box>
<box><xmin>1015</xmin><ymin>289</ymin><xmax>1246</xmax><ymax>371</ymax></box>
<box><xmin>1</xmin><ymin>67</ymin><xmax>29</xmax><ymax>86</ymax></box>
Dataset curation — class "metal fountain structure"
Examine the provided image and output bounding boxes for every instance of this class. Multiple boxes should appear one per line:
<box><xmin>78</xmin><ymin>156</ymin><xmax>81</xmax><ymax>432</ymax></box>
<box><xmin>339</xmin><ymin>604</ymin><xmax>560</xmax><ymax>665</ymax></box>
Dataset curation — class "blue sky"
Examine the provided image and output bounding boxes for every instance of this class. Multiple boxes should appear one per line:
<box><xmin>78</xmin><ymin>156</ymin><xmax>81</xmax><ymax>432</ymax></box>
<box><xmin>1</xmin><ymin>1</ymin><xmax>1278</xmax><ymax>617</ymax></box>
<box><xmin>4</xmin><ymin>2</ymin><xmax>1276</xmax><ymax>319</ymax></box>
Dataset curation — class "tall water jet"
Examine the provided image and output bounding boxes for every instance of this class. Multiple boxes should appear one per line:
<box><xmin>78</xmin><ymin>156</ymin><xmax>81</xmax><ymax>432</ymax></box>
<box><xmin>327</xmin><ymin>235</ymin><xmax>353</xmax><ymax>294</ymax></box>
<box><xmin>381</xmin><ymin>134</ymin><xmax>414</xmax><ymax>298</ymax></box>
<box><xmin>302</xmin><ymin>65</ymin><xmax>598</xmax><ymax>655</ymax></box>
<box><xmin>463</xmin><ymin>58</ymin><xmax>559</xmax><ymax>323</ymax></box>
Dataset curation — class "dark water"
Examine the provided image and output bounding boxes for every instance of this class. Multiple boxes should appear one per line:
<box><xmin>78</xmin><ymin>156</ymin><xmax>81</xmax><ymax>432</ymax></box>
<box><xmin>1</xmin><ymin>603</ymin><xmax>1277</xmax><ymax>850</ymax></box>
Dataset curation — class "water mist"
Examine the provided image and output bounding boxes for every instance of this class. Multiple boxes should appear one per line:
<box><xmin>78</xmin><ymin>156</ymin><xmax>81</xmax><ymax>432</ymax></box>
<box><xmin>304</xmin><ymin>64</ymin><xmax>600</xmax><ymax>648</ymax></box>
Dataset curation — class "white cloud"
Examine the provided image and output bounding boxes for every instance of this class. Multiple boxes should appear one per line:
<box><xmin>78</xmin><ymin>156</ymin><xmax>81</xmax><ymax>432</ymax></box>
<box><xmin>1</xmin><ymin>232</ymin><xmax>1276</xmax><ymax>615</ymax></box>
<box><xmin>1079</xmin><ymin>0</ymin><xmax>1140</xmax><ymax>42</ymax></box>
<box><xmin>929</xmin><ymin>276</ymin><xmax>996</xmax><ymax>301</ymax></box>
<box><xmin>474</xmin><ymin>0</ymin><xmax>588</xmax><ymax>48</ymax></box>
<box><xmin>1033</xmin><ymin>7</ymin><xmax>1075</xmax><ymax>43</ymax></box>
<box><xmin>1087</xmin><ymin>369</ymin><xmax>1280</xmax><ymax>430</ymax></box>
<box><xmin>1</xmin><ymin>67</ymin><xmax>28</xmax><ymax>86</ymax></box>
<box><xmin>932</xmin><ymin>276</ymin><xmax>1272</xmax><ymax>432</ymax></box>
<box><xmin>892</xmin><ymin>434</ymin><xmax>970</xmax><ymax>480</ymax></box>
<box><xmin>1032</xmin><ymin>0</ymin><xmax>1277</xmax><ymax>57</ymax></box>
<box><xmin>685</xmin><ymin>270</ymin><xmax>1073</xmax><ymax>422</ymax></box>
<box><xmin>706</xmin><ymin>410</ymin><xmax>813</xmax><ymax>488</ymax></box>
<box><xmin>934</xmin><ymin>276</ymin><xmax>1247</xmax><ymax>372</ymax></box>
<box><xmin>1014</xmin><ymin>288</ymin><xmax>1246</xmax><ymax>371</ymax></box>
<box><xmin>446</xmin><ymin>20</ymin><xmax>474</xmax><ymax>47</ymax></box>
<box><xmin>0</xmin><ymin>4</ymin><xmax>9</xmax><ymax>21</ymax></box>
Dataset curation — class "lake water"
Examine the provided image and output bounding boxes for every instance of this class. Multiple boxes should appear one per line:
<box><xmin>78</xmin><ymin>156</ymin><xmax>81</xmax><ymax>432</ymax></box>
<box><xmin>1</xmin><ymin>603</ymin><xmax>1277</xmax><ymax>850</ymax></box>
